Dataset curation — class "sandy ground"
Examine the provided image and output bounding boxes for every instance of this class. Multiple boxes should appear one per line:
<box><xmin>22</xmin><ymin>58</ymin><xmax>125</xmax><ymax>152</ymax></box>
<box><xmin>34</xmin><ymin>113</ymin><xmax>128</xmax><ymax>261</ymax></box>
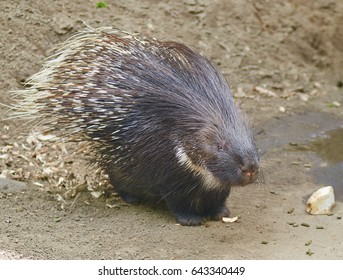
<box><xmin>0</xmin><ymin>0</ymin><xmax>343</xmax><ymax>260</ymax></box>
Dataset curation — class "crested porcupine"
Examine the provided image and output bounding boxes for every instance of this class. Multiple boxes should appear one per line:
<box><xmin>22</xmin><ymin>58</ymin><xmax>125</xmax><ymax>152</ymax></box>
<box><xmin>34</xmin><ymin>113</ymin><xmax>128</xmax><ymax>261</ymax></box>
<box><xmin>13</xmin><ymin>27</ymin><xmax>260</xmax><ymax>226</ymax></box>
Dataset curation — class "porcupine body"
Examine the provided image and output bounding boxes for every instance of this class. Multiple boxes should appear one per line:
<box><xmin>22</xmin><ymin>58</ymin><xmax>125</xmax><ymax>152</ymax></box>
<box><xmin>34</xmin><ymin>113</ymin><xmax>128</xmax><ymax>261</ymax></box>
<box><xmin>14</xmin><ymin>28</ymin><xmax>260</xmax><ymax>226</ymax></box>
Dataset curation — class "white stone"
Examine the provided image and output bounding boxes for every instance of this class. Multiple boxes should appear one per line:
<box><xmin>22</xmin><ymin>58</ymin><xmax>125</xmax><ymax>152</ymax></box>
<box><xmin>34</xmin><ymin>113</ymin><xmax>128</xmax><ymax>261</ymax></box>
<box><xmin>279</xmin><ymin>106</ymin><xmax>286</xmax><ymax>113</ymax></box>
<box><xmin>306</xmin><ymin>186</ymin><xmax>335</xmax><ymax>215</ymax></box>
<box><xmin>222</xmin><ymin>216</ymin><xmax>239</xmax><ymax>223</ymax></box>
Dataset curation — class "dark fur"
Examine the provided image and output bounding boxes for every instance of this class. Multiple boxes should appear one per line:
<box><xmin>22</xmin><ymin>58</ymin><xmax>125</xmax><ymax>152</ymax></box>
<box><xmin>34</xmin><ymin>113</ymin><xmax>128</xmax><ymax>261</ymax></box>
<box><xmin>19</xmin><ymin>30</ymin><xmax>260</xmax><ymax>225</ymax></box>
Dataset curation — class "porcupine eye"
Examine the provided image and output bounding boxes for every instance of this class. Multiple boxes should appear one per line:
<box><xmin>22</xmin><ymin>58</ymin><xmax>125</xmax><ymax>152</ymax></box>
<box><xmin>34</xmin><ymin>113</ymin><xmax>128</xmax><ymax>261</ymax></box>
<box><xmin>212</xmin><ymin>124</ymin><xmax>226</xmax><ymax>152</ymax></box>
<box><xmin>216</xmin><ymin>141</ymin><xmax>227</xmax><ymax>152</ymax></box>
<box><xmin>217</xmin><ymin>143</ymin><xmax>224</xmax><ymax>151</ymax></box>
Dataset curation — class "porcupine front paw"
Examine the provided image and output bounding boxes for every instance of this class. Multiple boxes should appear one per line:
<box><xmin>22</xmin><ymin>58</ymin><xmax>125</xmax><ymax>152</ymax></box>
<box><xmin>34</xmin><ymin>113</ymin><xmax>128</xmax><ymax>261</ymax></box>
<box><xmin>175</xmin><ymin>205</ymin><xmax>229</xmax><ymax>225</ymax></box>
<box><xmin>176</xmin><ymin>213</ymin><xmax>206</xmax><ymax>226</ymax></box>
<box><xmin>209</xmin><ymin>205</ymin><xmax>230</xmax><ymax>221</ymax></box>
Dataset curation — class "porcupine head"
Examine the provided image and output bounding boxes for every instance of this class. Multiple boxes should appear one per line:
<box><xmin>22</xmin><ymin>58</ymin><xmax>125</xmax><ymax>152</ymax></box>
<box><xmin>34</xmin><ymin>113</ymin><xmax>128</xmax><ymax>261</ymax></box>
<box><xmin>12</xmin><ymin>28</ymin><xmax>260</xmax><ymax>226</ymax></box>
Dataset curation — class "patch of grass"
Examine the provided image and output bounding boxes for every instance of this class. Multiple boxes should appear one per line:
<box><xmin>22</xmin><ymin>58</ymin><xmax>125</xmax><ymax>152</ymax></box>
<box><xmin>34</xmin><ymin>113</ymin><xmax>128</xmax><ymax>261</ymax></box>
<box><xmin>96</xmin><ymin>1</ymin><xmax>108</xmax><ymax>8</ymax></box>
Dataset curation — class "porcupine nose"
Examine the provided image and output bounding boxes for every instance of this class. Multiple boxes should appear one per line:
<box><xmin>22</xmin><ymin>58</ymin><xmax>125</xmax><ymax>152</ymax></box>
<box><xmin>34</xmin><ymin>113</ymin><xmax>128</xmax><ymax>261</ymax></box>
<box><xmin>240</xmin><ymin>160</ymin><xmax>259</xmax><ymax>186</ymax></box>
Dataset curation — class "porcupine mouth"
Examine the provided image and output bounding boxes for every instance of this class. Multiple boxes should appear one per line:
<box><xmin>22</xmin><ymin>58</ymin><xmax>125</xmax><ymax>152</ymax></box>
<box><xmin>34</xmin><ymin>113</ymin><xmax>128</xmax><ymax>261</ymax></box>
<box><xmin>239</xmin><ymin>167</ymin><xmax>259</xmax><ymax>186</ymax></box>
<box><xmin>212</xmin><ymin>164</ymin><xmax>259</xmax><ymax>188</ymax></box>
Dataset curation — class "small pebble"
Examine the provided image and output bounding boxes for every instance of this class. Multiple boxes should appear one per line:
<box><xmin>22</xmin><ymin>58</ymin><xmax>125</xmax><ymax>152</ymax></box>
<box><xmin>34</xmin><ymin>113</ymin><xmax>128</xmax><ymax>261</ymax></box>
<box><xmin>305</xmin><ymin>240</ymin><xmax>312</xmax><ymax>246</ymax></box>
<box><xmin>289</xmin><ymin>142</ymin><xmax>298</xmax><ymax>146</ymax></box>
<box><xmin>316</xmin><ymin>226</ymin><xmax>324</xmax><ymax>229</ymax></box>
<box><xmin>287</xmin><ymin>208</ymin><xmax>294</xmax><ymax>214</ymax></box>
<box><xmin>300</xmin><ymin>94</ymin><xmax>309</xmax><ymax>101</ymax></box>
<box><xmin>261</xmin><ymin>241</ymin><xmax>268</xmax><ymax>245</ymax></box>
<box><xmin>314</xmin><ymin>82</ymin><xmax>322</xmax><ymax>88</ymax></box>
<box><xmin>301</xmin><ymin>223</ymin><xmax>310</xmax><ymax>227</ymax></box>
<box><xmin>222</xmin><ymin>216</ymin><xmax>239</xmax><ymax>223</ymax></box>
<box><xmin>306</xmin><ymin>249</ymin><xmax>314</xmax><ymax>256</ymax></box>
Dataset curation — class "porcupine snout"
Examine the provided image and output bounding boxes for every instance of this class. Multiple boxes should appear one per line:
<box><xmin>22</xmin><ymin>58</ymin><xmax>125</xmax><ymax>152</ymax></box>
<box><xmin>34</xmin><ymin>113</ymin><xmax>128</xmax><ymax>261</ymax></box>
<box><xmin>239</xmin><ymin>155</ymin><xmax>259</xmax><ymax>186</ymax></box>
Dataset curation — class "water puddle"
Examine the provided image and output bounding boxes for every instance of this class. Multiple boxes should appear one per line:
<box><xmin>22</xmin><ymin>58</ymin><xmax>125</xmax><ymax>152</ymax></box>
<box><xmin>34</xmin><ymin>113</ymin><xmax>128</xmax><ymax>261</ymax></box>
<box><xmin>287</xmin><ymin>127</ymin><xmax>343</xmax><ymax>201</ymax></box>
<box><xmin>255</xmin><ymin>111</ymin><xmax>343</xmax><ymax>201</ymax></box>
<box><xmin>299</xmin><ymin>128</ymin><xmax>343</xmax><ymax>200</ymax></box>
<box><xmin>308</xmin><ymin>128</ymin><xmax>343</xmax><ymax>164</ymax></box>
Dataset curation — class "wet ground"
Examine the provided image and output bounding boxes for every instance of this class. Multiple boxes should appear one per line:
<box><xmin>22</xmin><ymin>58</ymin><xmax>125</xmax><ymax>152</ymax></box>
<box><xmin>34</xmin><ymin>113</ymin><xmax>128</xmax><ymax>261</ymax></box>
<box><xmin>302</xmin><ymin>127</ymin><xmax>343</xmax><ymax>199</ymax></box>
<box><xmin>1</xmin><ymin>0</ymin><xmax>343</xmax><ymax>259</ymax></box>
<box><xmin>255</xmin><ymin>110</ymin><xmax>343</xmax><ymax>201</ymax></box>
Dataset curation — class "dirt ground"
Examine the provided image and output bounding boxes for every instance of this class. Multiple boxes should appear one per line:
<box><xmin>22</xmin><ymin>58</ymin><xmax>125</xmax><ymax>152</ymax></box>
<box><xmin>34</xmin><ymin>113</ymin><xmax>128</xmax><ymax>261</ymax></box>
<box><xmin>1</xmin><ymin>0</ymin><xmax>343</xmax><ymax>260</ymax></box>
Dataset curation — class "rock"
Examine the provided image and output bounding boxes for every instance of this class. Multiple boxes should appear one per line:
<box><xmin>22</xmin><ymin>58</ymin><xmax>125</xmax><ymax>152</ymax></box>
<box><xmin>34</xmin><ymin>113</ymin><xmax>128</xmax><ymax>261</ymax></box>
<box><xmin>0</xmin><ymin>178</ymin><xmax>27</xmax><ymax>193</ymax></box>
<box><xmin>306</xmin><ymin>186</ymin><xmax>335</xmax><ymax>215</ymax></box>
<box><xmin>222</xmin><ymin>216</ymin><xmax>238</xmax><ymax>223</ymax></box>
<box><xmin>53</xmin><ymin>16</ymin><xmax>73</xmax><ymax>35</ymax></box>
